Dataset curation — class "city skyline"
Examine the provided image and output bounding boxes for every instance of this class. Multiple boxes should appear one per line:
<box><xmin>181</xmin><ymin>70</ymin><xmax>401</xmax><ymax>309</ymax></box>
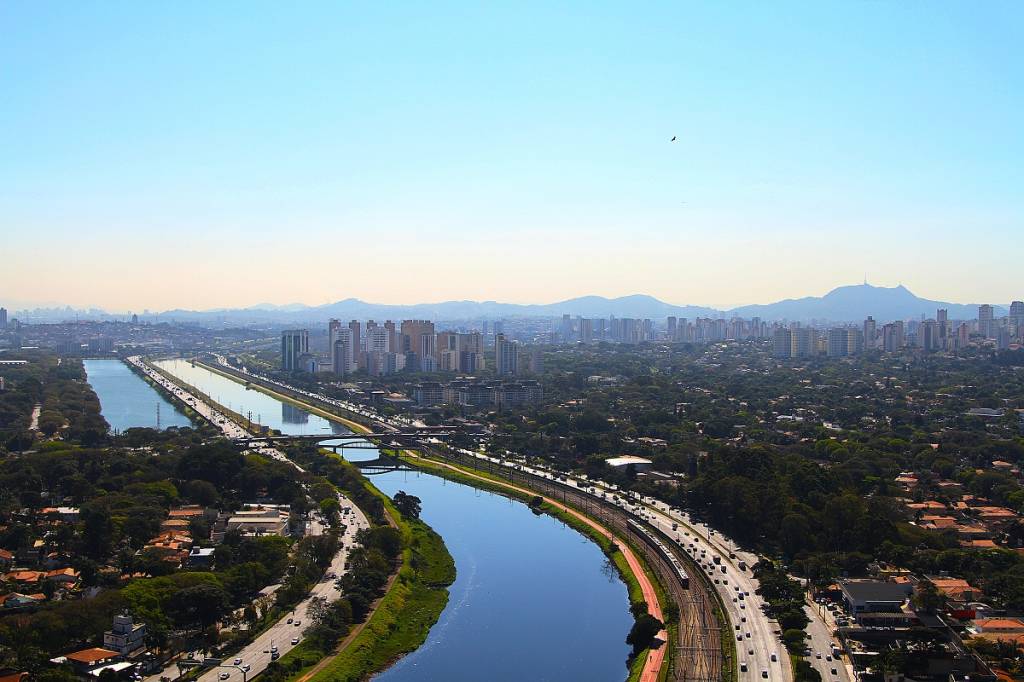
<box><xmin>3</xmin><ymin>2</ymin><xmax>1023</xmax><ymax>310</ymax></box>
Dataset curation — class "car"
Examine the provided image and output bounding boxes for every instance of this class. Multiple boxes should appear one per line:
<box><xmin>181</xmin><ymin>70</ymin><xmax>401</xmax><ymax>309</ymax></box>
<box><xmin>294</xmin><ymin>620</ymin><xmax>301</xmax><ymax>626</ymax></box>
<box><xmin>738</xmin><ymin>635</ymin><xmax>744</xmax><ymax>642</ymax></box>
<box><xmin>241</xmin><ymin>665</ymin><xmax>250</xmax><ymax>673</ymax></box>
<box><xmin>746</xmin><ymin>632</ymin><xmax>751</xmax><ymax>638</ymax></box>
<box><xmin>831</xmin><ymin>670</ymin><xmax>838</xmax><ymax>676</ymax></box>
<box><xmin>748</xmin><ymin>649</ymin><xmax>754</xmax><ymax>656</ymax></box>
<box><xmin>761</xmin><ymin>671</ymin><xmax>769</xmax><ymax>679</ymax></box>
<box><xmin>291</xmin><ymin>637</ymin><xmax>300</xmax><ymax>645</ymax></box>
<box><xmin>736</xmin><ymin>624</ymin><xmax>741</xmax><ymax>630</ymax></box>
<box><xmin>287</xmin><ymin>618</ymin><xmax>293</xmax><ymax>624</ymax></box>
<box><xmin>233</xmin><ymin>658</ymin><xmax>242</xmax><ymax>666</ymax></box>
<box><xmin>771</xmin><ymin>653</ymin><xmax>778</xmax><ymax>662</ymax></box>
<box><xmin>740</xmin><ymin>662</ymin><xmax>748</xmax><ymax>673</ymax></box>
<box><xmin>218</xmin><ymin>674</ymin><xmax>230</xmax><ymax>680</ymax></box>
<box><xmin>816</xmin><ymin>653</ymin><xmax>822</xmax><ymax>659</ymax></box>
<box><xmin>741</xmin><ymin>617</ymin><xmax>747</xmax><ymax>622</ymax></box>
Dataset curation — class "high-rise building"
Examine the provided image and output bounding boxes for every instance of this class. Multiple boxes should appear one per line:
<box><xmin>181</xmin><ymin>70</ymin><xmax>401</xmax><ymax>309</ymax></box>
<box><xmin>348</xmin><ymin>320</ymin><xmax>362</xmax><ymax>368</ymax></box>
<box><xmin>329</xmin><ymin>319</ymin><xmax>343</xmax><ymax>369</ymax></box>
<box><xmin>384</xmin><ymin>321</ymin><xmax>398</xmax><ymax>357</ymax></box>
<box><xmin>1010</xmin><ymin>301</ymin><xmax>1024</xmax><ymax>339</ymax></box>
<box><xmin>773</xmin><ymin>328</ymin><xmax>793</xmax><ymax>358</ymax></box>
<box><xmin>332</xmin><ymin>329</ymin><xmax>354</xmax><ymax>375</ymax></box>
<box><xmin>580</xmin><ymin>318</ymin><xmax>594</xmax><ymax>344</ymax></box>
<box><xmin>667</xmin><ymin>316</ymin><xmax>677</xmax><ymax>341</ymax></box>
<box><xmin>863</xmin><ymin>316</ymin><xmax>876</xmax><ymax>349</ymax></box>
<box><xmin>495</xmin><ymin>333</ymin><xmax>519</xmax><ymax>375</ymax></box>
<box><xmin>882</xmin><ymin>322</ymin><xmax>904</xmax><ymax>352</ymax></box>
<box><xmin>0</xmin><ymin>307</ymin><xmax>6</xmax><ymax>329</ymax></box>
<box><xmin>401</xmin><ymin>320</ymin><xmax>435</xmax><ymax>371</ymax></box>
<box><xmin>281</xmin><ymin>330</ymin><xmax>309</xmax><ymax>371</ymax></box>
<box><xmin>979</xmin><ymin>305</ymin><xmax>994</xmax><ymax>338</ymax></box>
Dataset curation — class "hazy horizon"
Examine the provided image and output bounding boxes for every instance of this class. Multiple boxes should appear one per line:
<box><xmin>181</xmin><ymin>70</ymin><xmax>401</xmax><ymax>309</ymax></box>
<box><xmin>2</xmin><ymin>281</ymin><xmax>1018</xmax><ymax>317</ymax></box>
<box><xmin>3</xmin><ymin>3</ymin><xmax>1022</xmax><ymax>310</ymax></box>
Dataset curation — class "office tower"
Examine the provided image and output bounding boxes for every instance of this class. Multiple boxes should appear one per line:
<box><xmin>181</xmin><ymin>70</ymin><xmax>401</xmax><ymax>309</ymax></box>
<box><xmin>863</xmin><ymin>316</ymin><xmax>876</xmax><ymax>350</ymax></box>
<box><xmin>495</xmin><ymin>333</ymin><xmax>519</xmax><ymax>375</ymax></box>
<box><xmin>580</xmin><ymin>318</ymin><xmax>594</xmax><ymax>344</ymax></box>
<box><xmin>561</xmin><ymin>314</ymin><xmax>573</xmax><ymax>342</ymax></box>
<box><xmin>384</xmin><ymin>321</ymin><xmax>398</xmax><ymax>357</ymax></box>
<box><xmin>957</xmin><ymin>323</ymin><xmax>970</xmax><ymax>349</ymax></box>
<box><xmin>919</xmin><ymin>320</ymin><xmax>939</xmax><ymax>351</ymax></box>
<box><xmin>281</xmin><ymin>329</ymin><xmax>309</xmax><ymax>371</ymax></box>
<box><xmin>493</xmin><ymin>320</ymin><xmax>504</xmax><ymax>335</ymax></box>
<box><xmin>773</xmin><ymin>328</ymin><xmax>793</xmax><ymax>358</ymax></box>
<box><xmin>0</xmin><ymin>307</ymin><xmax>6</xmax><ymax>329</ymax></box>
<box><xmin>1010</xmin><ymin>301</ymin><xmax>1024</xmax><ymax>339</ymax></box>
<box><xmin>882</xmin><ymin>323</ymin><xmax>903</xmax><ymax>352</ymax></box>
<box><xmin>332</xmin><ymin>329</ymin><xmax>354</xmax><ymax>375</ymax></box>
<box><xmin>401</xmin><ymin>320</ymin><xmax>435</xmax><ymax>371</ymax></box>
<box><xmin>979</xmin><ymin>304</ymin><xmax>994</xmax><ymax>338</ymax></box>
<box><xmin>348</xmin><ymin>320</ymin><xmax>362</xmax><ymax>368</ymax></box>
<box><xmin>667</xmin><ymin>316</ymin><xmax>677</xmax><ymax>341</ymax></box>
<box><xmin>329</xmin><ymin>319</ymin><xmax>342</xmax><ymax>367</ymax></box>
<box><xmin>791</xmin><ymin>328</ymin><xmax>815</xmax><ymax>357</ymax></box>
<box><xmin>457</xmin><ymin>332</ymin><xmax>484</xmax><ymax>372</ymax></box>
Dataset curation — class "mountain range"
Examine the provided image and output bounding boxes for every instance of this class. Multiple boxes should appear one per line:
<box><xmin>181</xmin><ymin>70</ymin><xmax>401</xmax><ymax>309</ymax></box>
<box><xmin>12</xmin><ymin>283</ymin><xmax>1008</xmax><ymax>325</ymax></box>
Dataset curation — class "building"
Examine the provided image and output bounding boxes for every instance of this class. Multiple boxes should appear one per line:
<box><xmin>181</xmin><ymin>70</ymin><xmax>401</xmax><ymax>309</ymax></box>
<box><xmin>495</xmin><ymin>333</ymin><xmax>518</xmax><ymax>375</ymax></box>
<box><xmin>401</xmin><ymin>320</ymin><xmax>435</xmax><ymax>371</ymax></box>
<box><xmin>863</xmin><ymin>316</ymin><xmax>876</xmax><ymax>349</ymax></box>
<box><xmin>839</xmin><ymin>579</ymin><xmax>908</xmax><ymax>617</ymax></box>
<box><xmin>0</xmin><ymin>307</ymin><xmax>7</xmax><ymax>329</ymax></box>
<box><xmin>413</xmin><ymin>382</ymin><xmax>444</xmax><ymax>406</ymax></box>
<box><xmin>224</xmin><ymin>506</ymin><xmax>290</xmax><ymax>537</ymax></box>
<box><xmin>978</xmin><ymin>304</ymin><xmax>994</xmax><ymax>338</ymax></box>
<box><xmin>103</xmin><ymin>613</ymin><xmax>147</xmax><ymax>656</ymax></box>
<box><xmin>827</xmin><ymin>328</ymin><xmax>863</xmax><ymax>357</ymax></box>
<box><xmin>773</xmin><ymin>328</ymin><xmax>793</xmax><ymax>358</ymax></box>
<box><xmin>280</xmin><ymin>330</ymin><xmax>309</xmax><ymax>371</ymax></box>
<box><xmin>605</xmin><ymin>455</ymin><xmax>653</xmax><ymax>472</ymax></box>
<box><xmin>348</xmin><ymin>320</ymin><xmax>362</xmax><ymax>368</ymax></box>
<box><xmin>332</xmin><ymin>328</ymin><xmax>354</xmax><ymax>375</ymax></box>
<box><xmin>1010</xmin><ymin>301</ymin><xmax>1024</xmax><ymax>339</ymax></box>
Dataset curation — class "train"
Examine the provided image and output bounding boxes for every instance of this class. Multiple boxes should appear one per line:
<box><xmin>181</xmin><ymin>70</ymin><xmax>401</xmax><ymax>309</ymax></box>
<box><xmin>627</xmin><ymin>518</ymin><xmax>690</xmax><ymax>589</ymax></box>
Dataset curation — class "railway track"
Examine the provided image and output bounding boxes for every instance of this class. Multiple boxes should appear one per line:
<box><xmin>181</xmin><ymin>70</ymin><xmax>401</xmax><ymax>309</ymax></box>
<box><xmin>437</xmin><ymin>449</ymin><xmax>725</xmax><ymax>682</ymax></box>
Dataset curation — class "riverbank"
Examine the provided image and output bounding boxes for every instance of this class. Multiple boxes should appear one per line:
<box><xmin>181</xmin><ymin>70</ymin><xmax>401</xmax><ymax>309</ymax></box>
<box><xmin>392</xmin><ymin>451</ymin><xmax>669</xmax><ymax>682</ymax></box>
<box><xmin>178</xmin><ymin>360</ymin><xmax>663</xmax><ymax>681</ymax></box>
<box><xmin>271</xmin><ymin>458</ymin><xmax>455</xmax><ymax>682</ymax></box>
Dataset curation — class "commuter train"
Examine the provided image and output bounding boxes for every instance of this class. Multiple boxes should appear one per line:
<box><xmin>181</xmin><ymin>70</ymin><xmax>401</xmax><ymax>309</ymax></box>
<box><xmin>628</xmin><ymin>518</ymin><xmax>690</xmax><ymax>589</ymax></box>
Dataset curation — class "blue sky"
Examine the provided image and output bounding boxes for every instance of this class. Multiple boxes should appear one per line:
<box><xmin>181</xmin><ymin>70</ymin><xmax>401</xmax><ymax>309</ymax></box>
<box><xmin>2</xmin><ymin>2</ymin><xmax>1022</xmax><ymax>311</ymax></box>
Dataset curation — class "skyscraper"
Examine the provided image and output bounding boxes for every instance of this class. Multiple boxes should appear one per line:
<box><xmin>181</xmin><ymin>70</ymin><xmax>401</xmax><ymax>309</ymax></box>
<box><xmin>332</xmin><ymin>329</ymin><xmax>354</xmax><ymax>375</ymax></box>
<box><xmin>863</xmin><ymin>316</ymin><xmax>876</xmax><ymax>350</ymax></box>
<box><xmin>281</xmin><ymin>329</ymin><xmax>309</xmax><ymax>371</ymax></box>
<box><xmin>0</xmin><ymin>307</ymin><xmax>6</xmax><ymax>329</ymax></box>
<box><xmin>495</xmin><ymin>333</ymin><xmax>519</xmax><ymax>375</ymax></box>
<box><xmin>979</xmin><ymin>305</ymin><xmax>994</xmax><ymax>338</ymax></box>
<box><xmin>329</xmin><ymin>319</ymin><xmax>343</xmax><ymax>370</ymax></box>
<box><xmin>1010</xmin><ymin>301</ymin><xmax>1024</xmax><ymax>339</ymax></box>
<box><xmin>349</xmin><ymin>320</ymin><xmax>362</xmax><ymax>368</ymax></box>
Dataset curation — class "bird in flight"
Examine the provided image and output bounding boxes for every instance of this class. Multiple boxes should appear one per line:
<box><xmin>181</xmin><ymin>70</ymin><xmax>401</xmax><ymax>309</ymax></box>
<box><xmin>670</xmin><ymin>136</ymin><xmax>677</xmax><ymax>142</ymax></box>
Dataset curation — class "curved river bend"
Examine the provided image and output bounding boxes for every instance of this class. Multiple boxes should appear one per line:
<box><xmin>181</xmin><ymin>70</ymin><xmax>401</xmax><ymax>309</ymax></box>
<box><xmin>154</xmin><ymin>360</ymin><xmax>634</xmax><ymax>681</ymax></box>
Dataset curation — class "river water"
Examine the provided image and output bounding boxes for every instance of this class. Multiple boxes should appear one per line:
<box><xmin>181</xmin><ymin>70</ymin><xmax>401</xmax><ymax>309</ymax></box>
<box><xmin>84</xmin><ymin>358</ymin><xmax>191</xmax><ymax>432</ymax></box>
<box><xmin>154</xmin><ymin>359</ymin><xmax>634</xmax><ymax>681</ymax></box>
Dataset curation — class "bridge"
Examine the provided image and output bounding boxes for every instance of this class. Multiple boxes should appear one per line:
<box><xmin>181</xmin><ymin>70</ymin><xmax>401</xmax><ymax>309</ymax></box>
<box><xmin>232</xmin><ymin>427</ymin><xmax>459</xmax><ymax>451</ymax></box>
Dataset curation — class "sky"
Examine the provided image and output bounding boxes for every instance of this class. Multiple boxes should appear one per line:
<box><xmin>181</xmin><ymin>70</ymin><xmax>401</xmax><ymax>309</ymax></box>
<box><xmin>2</xmin><ymin>2</ymin><xmax>1022</xmax><ymax>312</ymax></box>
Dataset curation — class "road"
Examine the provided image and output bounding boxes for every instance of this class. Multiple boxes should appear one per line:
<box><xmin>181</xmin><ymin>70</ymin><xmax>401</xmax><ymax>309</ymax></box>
<box><xmin>194</xmin><ymin>499</ymin><xmax>369</xmax><ymax>682</ymax></box>
<box><xmin>803</xmin><ymin>598</ymin><xmax>851</xmax><ymax>682</ymax></box>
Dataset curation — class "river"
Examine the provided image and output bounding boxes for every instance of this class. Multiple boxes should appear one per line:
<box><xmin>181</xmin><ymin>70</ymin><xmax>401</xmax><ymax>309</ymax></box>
<box><xmin>154</xmin><ymin>359</ymin><xmax>634</xmax><ymax>681</ymax></box>
<box><xmin>84</xmin><ymin>358</ymin><xmax>192</xmax><ymax>432</ymax></box>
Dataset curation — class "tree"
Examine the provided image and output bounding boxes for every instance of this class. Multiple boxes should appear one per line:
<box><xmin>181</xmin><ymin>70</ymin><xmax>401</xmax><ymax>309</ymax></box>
<box><xmin>393</xmin><ymin>491</ymin><xmax>422</xmax><ymax>520</ymax></box>
<box><xmin>626</xmin><ymin>613</ymin><xmax>664</xmax><ymax>654</ymax></box>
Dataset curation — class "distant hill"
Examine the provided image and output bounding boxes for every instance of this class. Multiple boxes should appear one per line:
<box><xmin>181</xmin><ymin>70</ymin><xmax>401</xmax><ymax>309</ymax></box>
<box><xmin>14</xmin><ymin>284</ymin><xmax>1010</xmax><ymax>325</ymax></box>
<box><xmin>729</xmin><ymin>284</ymin><xmax>1004</xmax><ymax>322</ymax></box>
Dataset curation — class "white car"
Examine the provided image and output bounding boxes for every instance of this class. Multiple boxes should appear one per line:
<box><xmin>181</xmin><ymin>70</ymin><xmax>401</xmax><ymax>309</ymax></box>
<box><xmin>218</xmin><ymin>674</ymin><xmax>230</xmax><ymax>680</ymax></box>
<box><xmin>291</xmin><ymin>637</ymin><xmax>300</xmax><ymax>645</ymax></box>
